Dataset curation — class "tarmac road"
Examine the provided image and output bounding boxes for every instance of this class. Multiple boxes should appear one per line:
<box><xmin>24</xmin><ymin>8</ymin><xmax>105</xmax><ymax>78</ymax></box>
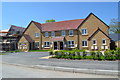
<box><xmin>1</xmin><ymin>52</ymin><xmax>118</xmax><ymax>70</ymax></box>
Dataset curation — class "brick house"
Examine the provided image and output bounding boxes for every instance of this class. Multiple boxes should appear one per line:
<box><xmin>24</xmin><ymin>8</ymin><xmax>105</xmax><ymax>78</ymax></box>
<box><xmin>18</xmin><ymin>13</ymin><xmax>111</xmax><ymax>51</ymax></box>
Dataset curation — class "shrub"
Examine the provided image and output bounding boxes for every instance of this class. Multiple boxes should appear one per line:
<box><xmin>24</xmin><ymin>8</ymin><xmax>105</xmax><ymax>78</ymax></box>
<box><xmin>49</xmin><ymin>51</ymin><xmax>53</xmax><ymax>55</ymax></box>
<box><xmin>115</xmin><ymin>48</ymin><xmax>120</xmax><ymax>60</ymax></box>
<box><xmin>86</xmin><ymin>56</ymin><xmax>93</xmax><ymax>59</ymax></box>
<box><xmin>104</xmin><ymin>50</ymin><xmax>116</xmax><ymax>60</ymax></box>
<box><xmin>82</xmin><ymin>51</ymin><xmax>87</xmax><ymax>58</ymax></box>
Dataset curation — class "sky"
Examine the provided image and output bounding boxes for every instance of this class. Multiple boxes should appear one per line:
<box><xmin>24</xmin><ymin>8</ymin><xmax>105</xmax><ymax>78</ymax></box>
<box><xmin>1</xmin><ymin>2</ymin><xmax>118</xmax><ymax>30</ymax></box>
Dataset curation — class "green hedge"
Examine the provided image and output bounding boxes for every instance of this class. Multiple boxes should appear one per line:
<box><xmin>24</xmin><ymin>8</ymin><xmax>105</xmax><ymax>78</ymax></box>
<box><xmin>49</xmin><ymin>48</ymin><xmax>120</xmax><ymax>60</ymax></box>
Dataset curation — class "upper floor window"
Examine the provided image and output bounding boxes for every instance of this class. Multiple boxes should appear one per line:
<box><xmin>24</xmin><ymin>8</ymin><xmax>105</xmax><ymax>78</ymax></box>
<box><xmin>82</xmin><ymin>40</ymin><xmax>88</xmax><ymax>47</ymax></box>
<box><xmin>92</xmin><ymin>40</ymin><xmax>97</xmax><ymax>45</ymax></box>
<box><xmin>35</xmin><ymin>32</ymin><xmax>39</xmax><ymax>37</ymax></box>
<box><xmin>44</xmin><ymin>42</ymin><xmax>50</xmax><ymax>47</ymax></box>
<box><xmin>82</xmin><ymin>29</ymin><xmax>87</xmax><ymax>35</ymax></box>
<box><xmin>51</xmin><ymin>31</ymin><xmax>55</xmax><ymax>37</ymax></box>
<box><xmin>45</xmin><ymin>32</ymin><xmax>49</xmax><ymax>37</ymax></box>
<box><xmin>69</xmin><ymin>30</ymin><xmax>73</xmax><ymax>36</ymax></box>
<box><xmin>68</xmin><ymin>41</ymin><xmax>74</xmax><ymax>48</ymax></box>
<box><xmin>102</xmin><ymin>39</ymin><xmax>106</xmax><ymax>45</ymax></box>
<box><xmin>61</xmin><ymin>31</ymin><xmax>66</xmax><ymax>36</ymax></box>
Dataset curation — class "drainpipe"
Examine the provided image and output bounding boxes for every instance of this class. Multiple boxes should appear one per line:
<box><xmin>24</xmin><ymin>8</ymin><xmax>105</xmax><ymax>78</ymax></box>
<box><xmin>77</xmin><ymin>29</ymin><xmax>80</xmax><ymax>50</ymax></box>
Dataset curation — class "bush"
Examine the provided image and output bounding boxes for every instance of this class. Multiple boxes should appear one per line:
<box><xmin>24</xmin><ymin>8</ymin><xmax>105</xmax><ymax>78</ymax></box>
<box><xmin>85</xmin><ymin>56</ymin><xmax>93</xmax><ymax>59</ymax></box>
<box><xmin>49</xmin><ymin>51</ymin><xmax>53</xmax><ymax>55</ymax></box>
<box><xmin>115</xmin><ymin>48</ymin><xmax>120</xmax><ymax>60</ymax></box>
<box><xmin>104</xmin><ymin>50</ymin><xmax>116</xmax><ymax>60</ymax></box>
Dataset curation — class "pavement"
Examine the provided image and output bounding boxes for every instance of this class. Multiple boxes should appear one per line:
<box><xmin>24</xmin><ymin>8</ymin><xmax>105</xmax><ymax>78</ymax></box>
<box><xmin>1</xmin><ymin>52</ymin><xmax>119</xmax><ymax>76</ymax></box>
<box><xmin>2</xmin><ymin>63</ymin><xmax>117</xmax><ymax>78</ymax></box>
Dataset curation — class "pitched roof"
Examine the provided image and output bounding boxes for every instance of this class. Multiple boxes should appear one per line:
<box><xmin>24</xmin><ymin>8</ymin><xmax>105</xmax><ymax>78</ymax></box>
<box><xmin>11</xmin><ymin>25</ymin><xmax>26</xmax><ymax>33</ymax></box>
<box><xmin>88</xmin><ymin>28</ymin><xmax>111</xmax><ymax>40</ymax></box>
<box><xmin>24</xmin><ymin>13</ymin><xmax>109</xmax><ymax>33</ymax></box>
<box><xmin>41</xmin><ymin>19</ymin><xmax>85</xmax><ymax>32</ymax></box>
<box><xmin>23</xmin><ymin>34</ymin><xmax>34</xmax><ymax>42</ymax></box>
<box><xmin>51</xmin><ymin>36</ymin><xmax>64</xmax><ymax>41</ymax></box>
<box><xmin>32</xmin><ymin>21</ymin><xmax>42</xmax><ymax>30</ymax></box>
<box><xmin>109</xmin><ymin>33</ymin><xmax>120</xmax><ymax>41</ymax></box>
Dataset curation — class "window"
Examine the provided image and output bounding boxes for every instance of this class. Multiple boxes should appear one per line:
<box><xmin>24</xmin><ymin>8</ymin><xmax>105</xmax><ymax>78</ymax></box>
<box><xmin>45</xmin><ymin>32</ymin><xmax>49</xmax><ymax>37</ymax></box>
<box><xmin>61</xmin><ymin>31</ymin><xmax>66</xmax><ymax>36</ymax></box>
<box><xmin>19</xmin><ymin>43</ymin><xmax>22</xmax><ymax>45</ymax></box>
<box><xmin>82</xmin><ymin>40</ymin><xmax>88</xmax><ymax>47</ymax></box>
<box><xmin>44</xmin><ymin>42</ymin><xmax>50</xmax><ymax>47</ymax></box>
<box><xmin>24</xmin><ymin>43</ymin><xmax>26</xmax><ymax>46</ymax></box>
<box><xmin>68</xmin><ymin>41</ymin><xmax>74</xmax><ymax>48</ymax></box>
<box><xmin>69</xmin><ymin>30</ymin><xmax>73</xmax><ymax>36</ymax></box>
<box><xmin>35</xmin><ymin>32</ymin><xmax>39</xmax><ymax>37</ymax></box>
<box><xmin>102</xmin><ymin>39</ymin><xmax>106</xmax><ymax>45</ymax></box>
<box><xmin>51</xmin><ymin>32</ymin><xmax>55</xmax><ymax>37</ymax></box>
<box><xmin>92</xmin><ymin>40</ymin><xmax>96</xmax><ymax>45</ymax></box>
<box><xmin>82</xmin><ymin>29</ymin><xmax>87</xmax><ymax>35</ymax></box>
<box><xmin>35</xmin><ymin>42</ymin><xmax>39</xmax><ymax>48</ymax></box>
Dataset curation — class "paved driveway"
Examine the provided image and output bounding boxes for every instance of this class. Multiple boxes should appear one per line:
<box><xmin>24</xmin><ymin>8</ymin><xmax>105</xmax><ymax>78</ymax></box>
<box><xmin>1</xmin><ymin>52</ymin><xmax>118</xmax><ymax>70</ymax></box>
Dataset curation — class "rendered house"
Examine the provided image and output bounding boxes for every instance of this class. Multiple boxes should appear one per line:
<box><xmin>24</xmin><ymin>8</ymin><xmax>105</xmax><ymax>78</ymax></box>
<box><xmin>18</xmin><ymin>13</ymin><xmax>111</xmax><ymax>51</ymax></box>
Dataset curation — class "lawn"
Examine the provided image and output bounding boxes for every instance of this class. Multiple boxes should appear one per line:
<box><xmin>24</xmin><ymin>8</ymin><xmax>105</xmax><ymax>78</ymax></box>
<box><xmin>29</xmin><ymin>50</ymin><xmax>50</xmax><ymax>52</ymax></box>
<box><xmin>0</xmin><ymin>53</ymin><xmax>8</xmax><ymax>55</ymax></box>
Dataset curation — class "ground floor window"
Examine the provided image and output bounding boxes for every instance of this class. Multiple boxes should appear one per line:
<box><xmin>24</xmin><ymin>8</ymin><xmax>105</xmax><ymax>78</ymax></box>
<box><xmin>35</xmin><ymin>42</ymin><xmax>39</xmax><ymax>48</ymax></box>
<box><xmin>44</xmin><ymin>42</ymin><xmax>50</xmax><ymax>47</ymax></box>
<box><xmin>102</xmin><ymin>39</ymin><xmax>106</xmax><ymax>45</ymax></box>
<box><xmin>68</xmin><ymin>41</ymin><xmax>74</xmax><ymax>48</ymax></box>
<box><xmin>82</xmin><ymin>40</ymin><xmax>88</xmax><ymax>47</ymax></box>
<box><xmin>19</xmin><ymin>43</ymin><xmax>22</xmax><ymax>46</ymax></box>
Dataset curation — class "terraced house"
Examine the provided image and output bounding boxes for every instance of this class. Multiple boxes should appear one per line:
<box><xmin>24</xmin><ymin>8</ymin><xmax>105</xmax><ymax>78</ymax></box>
<box><xmin>18</xmin><ymin>13</ymin><xmax>111</xmax><ymax>51</ymax></box>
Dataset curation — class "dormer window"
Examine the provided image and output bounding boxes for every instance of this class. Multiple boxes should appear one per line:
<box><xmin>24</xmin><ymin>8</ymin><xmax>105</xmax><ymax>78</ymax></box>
<box><xmin>69</xmin><ymin>30</ymin><xmax>73</xmax><ymax>36</ymax></box>
<box><xmin>82</xmin><ymin>29</ymin><xmax>87</xmax><ymax>35</ymax></box>
<box><xmin>35</xmin><ymin>32</ymin><xmax>39</xmax><ymax>37</ymax></box>
<box><xmin>45</xmin><ymin>32</ymin><xmax>49</xmax><ymax>37</ymax></box>
<box><xmin>62</xmin><ymin>31</ymin><xmax>66</xmax><ymax>36</ymax></box>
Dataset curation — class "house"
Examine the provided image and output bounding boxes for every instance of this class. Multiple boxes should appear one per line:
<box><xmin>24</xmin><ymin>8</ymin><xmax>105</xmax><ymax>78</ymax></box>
<box><xmin>18</xmin><ymin>13</ymin><xmax>111</xmax><ymax>51</ymax></box>
<box><xmin>0</xmin><ymin>30</ymin><xmax>9</xmax><ymax>51</ymax></box>
<box><xmin>109</xmin><ymin>33</ymin><xmax>120</xmax><ymax>49</ymax></box>
<box><xmin>1</xmin><ymin>25</ymin><xmax>25</xmax><ymax>51</ymax></box>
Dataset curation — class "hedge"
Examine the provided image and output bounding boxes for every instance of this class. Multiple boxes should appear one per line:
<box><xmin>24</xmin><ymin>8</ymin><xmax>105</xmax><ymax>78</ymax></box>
<box><xmin>49</xmin><ymin>48</ymin><xmax>120</xmax><ymax>61</ymax></box>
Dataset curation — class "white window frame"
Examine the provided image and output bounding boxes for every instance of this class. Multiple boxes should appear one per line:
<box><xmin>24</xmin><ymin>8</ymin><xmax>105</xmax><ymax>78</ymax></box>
<box><xmin>102</xmin><ymin>39</ymin><xmax>106</xmax><ymax>45</ymax></box>
<box><xmin>68</xmin><ymin>40</ymin><xmax>75</xmax><ymax>48</ymax></box>
<box><xmin>81</xmin><ymin>28</ymin><xmax>88</xmax><ymax>35</ymax></box>
<box><xmin>44</xmin><ymin>41</ymin><xmax>50</xmax><ymax>48</ymax></box>
<box><xmin>82</xmin><ymin>40</ymin><xmax>88</xmax><ymax>47</ymax></box>
<box><xmin>69</xmin><ymin>30</ymin><xmax>74</xmax><ymax>36</ymax></box>
<box><xmin>51</xmin><ymin>31</ymin><xmax>55</xmax><ymax>37</ymax></box>
<box><xmin>35</xmin><ymin>32</ymin><xmax>39</xmax><ymax>38</ymax></box>
<box><xmin>45</xmin><ymin>32</ymin><xmax>49</xmax><ymax>37</ymax></box>
<box><xmin>92</xmin><ymin>40</ymin><xmax>97</xmax><ymax>45</ymax></box>
<box><xmin>61</xmin><ymin>31</ymin><xmax>66</xmax><ymax>36</ymax></box>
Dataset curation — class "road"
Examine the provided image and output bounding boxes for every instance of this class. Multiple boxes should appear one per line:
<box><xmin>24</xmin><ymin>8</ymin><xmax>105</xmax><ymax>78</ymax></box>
<box><xmin>1</xmin><ymin>63</ymin><xmax>117</xmax><ymax>78</ymax></box>
<box><xmin>1</xmin><ymin>52</ymin><xmax>118</xmax><ymax>70</ymax></box>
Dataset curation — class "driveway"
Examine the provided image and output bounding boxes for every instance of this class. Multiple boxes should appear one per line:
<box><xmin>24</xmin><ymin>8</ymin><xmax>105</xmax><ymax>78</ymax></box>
<box><xmin>1</xmin><ymin>52</ymin><xmax>118</xmax><ymax>70</ymax></box>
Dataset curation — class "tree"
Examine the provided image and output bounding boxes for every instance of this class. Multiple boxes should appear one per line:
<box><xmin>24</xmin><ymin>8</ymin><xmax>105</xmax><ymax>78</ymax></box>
<box><xmin>46</xmin><ymin>19</ymin><xmax>55</xmax><ymax>23</ymax></box>
<box><xmin>109</xmin><ymin>19</ymin><xmax>120</xmax><ymax>33</ymax></box>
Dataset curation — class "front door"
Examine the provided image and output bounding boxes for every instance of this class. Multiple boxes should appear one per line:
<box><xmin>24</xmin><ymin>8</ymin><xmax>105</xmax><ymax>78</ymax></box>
<box><xmin>54</xmin><ymin>42</ymin><xmax>57</xmax><ymax>50</ymax></box>
<box><xmin>60</xmin><ymin>42</ymin><xmax>63</xmax><ymax>50</ymax></box>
